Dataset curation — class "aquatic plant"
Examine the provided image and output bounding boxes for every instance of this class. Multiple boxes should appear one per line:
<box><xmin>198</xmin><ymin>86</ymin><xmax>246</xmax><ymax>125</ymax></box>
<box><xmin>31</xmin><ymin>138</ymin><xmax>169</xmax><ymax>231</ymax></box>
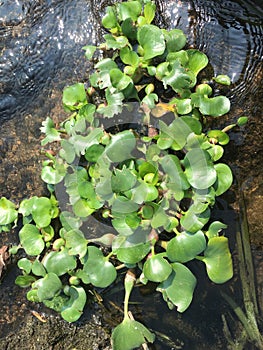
<box><xmin>0</xmin><ymin>1</ymin><xmax>248</xmax><ymax>349</ymax></box>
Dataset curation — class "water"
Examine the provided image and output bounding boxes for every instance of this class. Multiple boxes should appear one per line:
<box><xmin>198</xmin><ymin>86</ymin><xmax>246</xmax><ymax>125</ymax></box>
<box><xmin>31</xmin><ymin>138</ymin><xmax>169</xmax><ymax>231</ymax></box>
<box><xmin>0</xmin><ymin>0</ymin><xmax>262</xmax><ymax>349</ymax></box>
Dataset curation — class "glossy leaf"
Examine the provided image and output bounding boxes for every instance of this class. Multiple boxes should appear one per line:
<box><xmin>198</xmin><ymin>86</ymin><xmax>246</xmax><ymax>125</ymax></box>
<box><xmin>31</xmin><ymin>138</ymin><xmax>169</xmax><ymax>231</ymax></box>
<box><xmin>78</xmin><ymin>246</ymin><xmax>117</xmax><ymax>287</ymax></box>
<box><xmin>43</xmin><ymin>249</ymin><xmax>77</xmax><ymax>276</ymax></box>
<box><xmin>0</xmin><ymin>197</ymin><xmax>18</xmax><ymax>225</ymax></box>
<box><xmin>19</xmin><ymin>224</ymin><xmax>45</xmax><ymax>256</ymax></box>
<box><xmin>198</xmin><ymin>237</ymin><xmax>233</xmax><ymax>283</ymax></box>
<box><xmin>137</xmin><ymin>24</ymin><xmax>165</xmax><ymax>60</ymax></box>
<box><xmin>144</xmin><ymin>2</ymin><xmax>156</xmax><ymax>24</ymax></box>
<box><xmin>184</xmin><ymin>148</ymin><xmax>217</xmax><ymax>189</ymax></box>
<box><xmin>82</xmin><ymin>45</ymin><xmax>96</xmax><ymax>60</ymax></box>
<box><xmin>112</xmin><ymin>318</ymin><xmax>155</xmax><ymax>350</ymax></box>
<box><xmin>162</xmin><ymin>60</ymin><xmax>191</xmax><ymax>92</ymax></box>
<box><xmin>61</xmin><ymin>286</ymin><xmax>87</xmax><ymax>322</ymax></box>
<box><xmin>207</xmin><ymin>130</ymin><xmax>229</xmax><ymax>145</ymax></box>
<box><xmin>199</xmin><ymin>96</ymin><xmax>230</xmax><ymax>117</ymax></box>
<box><xmin>213</xmin><ymin>74</ymin><xmax>231</xmax><ymax>86</ymax></box>
<box><xmin>213</xmin><ymin>163</ymin><xmax>233</xmax><ymax>196</ymax></box>
<box><xmin>105</xmin><ymin>130</ymin><xmax>136</xmax><ymax>162</ymax></box>
<box><xmin>40</xmin><ymin>117</ymin><xmax>61</xmax><ymax>146</ymax></box>
<box><xmin>62</xmin><ymin>83</ymin><xmax>87</xmax><ymax>111</ymax></box>
<box><xmin>181</xmin><ymin>207</ymin><xmax>210</xmax><ymax>233</ymax></box>
<box><xmin>157</xmin><ymin>263</ymin><xmax>197</xmax><ymax>312</ymax></box>
<box><xmin>166</xmin><ymin>231</ymin><xmax>207</xmax><ymax>262</ymax></box>
<box><xmin>187</xmin><ymin>49</ymin><xmax>208</xmax><ymax>76</ymax></box>
<box><xmin>18</xmin><ymin>258</ymin><xmax>32</xmax><ymax>274</ymax></box>
<box><xmin>111</xmin><ymin>168</ymin><xmax>137</xmax><ymax>192</ymax></box>
<box><xmin>117</xmin><ymin>1</ymin><xmax>142</xmax><ymax>21</ymax></box>
<box><xmin>32</xmin><ymin>197</ymin><xmax>52</xmax><ymax>228</ymax></box>
<box><xmin>15</xmin><ymin>275</ymin><xmax>36</xmax><ymax>288</ymax></box>
<box><xmin>206</xmin><ymin>221</ymin><xmax>227</xmax><ymax>239</ymax></box>
<box><xmin>102</xmin><ymin>6</ymin><xmax>118</xmax><ymax>29</ymax></box>
<box><xmin>32</xmin><ymin>272</ymin><xmax>62</xmax><ymax>301</ymax></box>
<box><xmin>143</xmin><ymin>253</ymin><xmax>172</xmax><ymax>282</ymax></box>
<box><xmin>64</xmin><ymin>229</ymin><xmax>88</xmax><ymax>258</ymax></box>
<box><xmin>164</xmin><ymin>29</ymin><xmax>187</xmax><ymax>52</ymax></box>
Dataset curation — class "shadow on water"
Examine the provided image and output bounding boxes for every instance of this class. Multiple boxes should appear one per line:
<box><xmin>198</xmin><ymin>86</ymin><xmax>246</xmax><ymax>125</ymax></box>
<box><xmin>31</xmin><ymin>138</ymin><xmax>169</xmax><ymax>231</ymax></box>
<box><xmin>0</xmin><ymin>0</ymin><xmax>262</xmax><ymax>349</ymax></box>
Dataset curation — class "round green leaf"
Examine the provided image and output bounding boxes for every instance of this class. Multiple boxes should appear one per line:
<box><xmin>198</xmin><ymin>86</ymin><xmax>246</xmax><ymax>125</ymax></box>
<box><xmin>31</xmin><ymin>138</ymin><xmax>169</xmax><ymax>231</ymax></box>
<box><xmin>32</xmin><ymin>197</ymin><xmax>52</xmax><ymax>228</ymax></box>
<box><xmin>43</xmin><ymin>249</ymin><xmax>77</xmax><ymax>276</ymax></box>
<box><xmin>62</xmin><ymin>83</ymin><xmax>87</xmax><ymax>111</ymax></box>
<box><xmin>32</xmin><ymin>260</ymin><xmax>46</xmax><ymax>277</ymax></box>
<box><xmin>105</xmin><ymin>130</ymin><xmax>136</xmax><ymax>162</ymax></box>
<box><xmin>143</xmin><ymin>254</ymin><xmax>172</xmax><ymax>282</ymax></box>
<box><xmin>19</xmin><ymin>224</ymin><xmax>45</xmax><ymax>256</ymax></box>
<box><xmin>213</xmin><ymin>75</ymin><xmax>231</xmax><ymax>86</ymax></box>
<box><xmin>199</xmin><ymin>237</ymin><xmax>233</xmax><ymax>283</ymax></box>
<box><xmin>164</xmin><ymin>29</ymin><xmax>187</xmax><ymax>52</ymax></box>
<box><xmin>61</xmin><ymin>286</ymin><xmax>87</xmax><ymax>323</ymax></box>
<box><xmin>112</xmin><ymin>318</ymin><xmax>155</xmax><ymax>350</ymax></box>
<box><xmin>15</xmin><ymin>275</ymin><xmax>36</xmax><ymax>288</ymax></box>
<box><xmin>184</xmin><ymin>148</ymin><xmax>217</xmax><ymax>189</ymax></box>
<box><xmin>32</xmin><ymin>272</ymin><xmax>62</xmax><ymax>301</ymax></box>
<box><xmin>64</xmin><ymin>229</ymin><xmax>88</xmax><ymax>258</ymax></box>
<box><xmin>137</xmin><ymin>24</ymin><xmax>165</xmax><ymax>60</ymax></box>
<box><xmin>0</xmin><ymin>197</ymin><xmax>18</xmax><ymax>225</ymax></box>
<box><xmin>199</xmin><ymin>95</ymin><xmax>230</xmax><ymax>117</ymax></box>
<box><xmin>117</xmin><ymin>1</ymin><xmax>142</xmax><ymax>21</ymax></box>
<box><xmin>18</xmin><ymin>258</ymin><xmax>32</xmax><ymax>274</ymax></box>
<box><xmin>157</xmin><ymin>263</ymin><xmax>197</xmax><ymax>312</ymax></box>
<box><xmin>213</xmin><ymin>163</ymin><xmax>233</xmax><ymax>196</ymax></box>
<box><xmin>167</xmin><ymin>231</ymin><xmax>207</xmax><ymax>263</ymax></box>
<box><xmin>180</xmin><ymin>207</ymin><xmax>210</xmax><ymax>233</ymax></box>
<box><xmin>207</xmin><ymin>130</ymin><xmax>230</xmax><ymax>145</ymax></box>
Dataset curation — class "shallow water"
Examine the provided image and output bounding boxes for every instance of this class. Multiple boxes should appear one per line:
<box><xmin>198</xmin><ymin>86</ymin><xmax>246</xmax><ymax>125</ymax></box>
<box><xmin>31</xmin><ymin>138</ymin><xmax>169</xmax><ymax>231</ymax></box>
<box><xmin>0</xmin><ymin>0</ymin><xmax>262</xmax><ymax>349</ymax></box>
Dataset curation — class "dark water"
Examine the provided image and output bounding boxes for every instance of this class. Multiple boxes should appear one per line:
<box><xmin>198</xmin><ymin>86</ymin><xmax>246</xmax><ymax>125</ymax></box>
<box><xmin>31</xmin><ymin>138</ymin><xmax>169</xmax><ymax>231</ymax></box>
<box><xmin>0</xmin><ymin>0</ymin><xmax>262</xmax><ymax>349</ymax></box>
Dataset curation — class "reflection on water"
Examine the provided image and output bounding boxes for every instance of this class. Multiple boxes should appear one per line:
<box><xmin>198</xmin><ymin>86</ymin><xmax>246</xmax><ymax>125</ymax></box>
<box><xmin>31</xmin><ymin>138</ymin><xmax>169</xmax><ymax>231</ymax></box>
<box><xmin>0</xmin><ymin>0</ymin><xmax>262</xmax><ymax>349</ymax></box>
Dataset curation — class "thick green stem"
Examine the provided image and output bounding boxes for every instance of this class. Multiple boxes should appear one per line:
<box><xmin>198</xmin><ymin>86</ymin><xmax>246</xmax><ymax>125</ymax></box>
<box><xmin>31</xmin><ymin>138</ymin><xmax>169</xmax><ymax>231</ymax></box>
<box><xmin>123</xmin><ymin>270</ymin><xmax>136</xmax><ymax>321</ymax></box>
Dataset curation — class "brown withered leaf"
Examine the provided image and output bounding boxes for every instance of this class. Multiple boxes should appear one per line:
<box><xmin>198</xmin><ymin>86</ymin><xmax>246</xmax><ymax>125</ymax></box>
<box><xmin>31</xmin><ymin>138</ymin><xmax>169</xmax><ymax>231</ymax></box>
<box><xmin>0</xmin><ymin>246</ymin><xmax>9</xmax><ymax>278</ymax></box>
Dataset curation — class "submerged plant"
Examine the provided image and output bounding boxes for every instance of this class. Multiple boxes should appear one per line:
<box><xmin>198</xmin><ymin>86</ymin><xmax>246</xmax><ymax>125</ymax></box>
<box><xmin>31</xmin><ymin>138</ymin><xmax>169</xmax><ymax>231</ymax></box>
<box><xmin>0</xmin><ymin>1</ymin><xmax>248</xmax><ymax>349</ymax></box>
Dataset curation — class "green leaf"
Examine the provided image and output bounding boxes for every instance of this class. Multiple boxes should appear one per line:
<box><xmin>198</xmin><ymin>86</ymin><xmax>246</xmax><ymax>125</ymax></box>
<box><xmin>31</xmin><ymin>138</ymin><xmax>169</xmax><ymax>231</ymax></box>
<box><xmin>64</xmin><ymin>229</ymin><xmax>88</xmax><ymax>258</ymax></box>
<box><xmin>206</xmin><ymin>221</ymin><xmax>227</xmax><ymax>239</ymax></box>
<box><xmin>213</xmin><ymin>74</ymin><xmax>231</xmax><ymax>86</ymax></box>
<box><xmin>40</xmin><ymin>117</ymin><xmax>61</xmax><ymax>146</ymax></box>
<box><xmin>19</xmin><ymin>224</ymin><xmax>45</xmax><ymax>256</ymax></box>
<box><xmin>131</xmin><ymin>181</ymin><xmax>159</xmax><ymax>204</ymax></box>
<box><xmin>85</xmin><ymin>144</ymin><xmax>104</xmax><ymax>162</ymax></box>
<box><xmin>102</xmin><ymin>6</ymin><xmax>118</xmax><ymax>29</ymax></box>
<box><xmin>61</xmin><ymin>286</ymin><xmax>87</xmax><ymax>322</ymax></box>
<box><xmin>121</xmin><ymin>18</ymin><xmax>137</xmax><ymax>40</ymax></box>
<box><xmin>32</xmin><ymin>197</ymin><xmax>52</xmax><ymax>228</ymax></box>
<box><xmin>199</xmin><ymin>96</ymin><xmax>230</xmax><ymax>117</ymax></box>
<box><xmin>104</xmin><ymin>34</ymin><xmax>129</xmax><ymax>50</ymax></box>
<box><xmin>82</xmin><ymin>45</ymin><xmax>96</xmax><ymax>59</ymax></box>
<box><xmin>69</xmin><ymin>127</ymin><xmax>104</xmax><ymax>156</ymax></box>
<box><xmin>32</xmin><ymin>273</ymin><xmax>62</xmax><ymax>301</ymax></box>
<box><xmin>41</xmin><ymin>161</ymin><xmax>67</xmax><ymax>185</ymax></box>
<box><xmin>32</xmin><ymin>260</ymin><xmax>46</xmax><ymax>277</ymax></box>
<box><xmin>111</xmin><ymin>168</ymin><xmax>138</xmax><ymax>192</ymax></box>
<box><xmin>0</xmin><ymin>197</ymin><xmax>18</xmax><ymax>225</ymax></box>
<box><xmin>198</xmin><ymin>236</ymin><xmax>233</xmax><ymax>283</ymax></box>
<box><xmin>62</xmin><ymin>83</ymin><xmax>87</xmax><ymax>111</ymax></box>
<box><xmin>187</xmin><ymin>49</ymin><xmax>208</xmax><ymax>76</ymax></box>
<box><xmin>137</xmin><ymin>24</ymin><xmax>165</xmax><ymax>60</ymax></box>
<box><xmin>78</xmin><ymin>246</ymin><xmax>117</xmax><ymax>287</ymax></box>
<box><xmin>111</xmin><ymin>196</ymin><xmax>140</xmax><ymax>214</ymax></box>
<box><xmin>157</xmin><ymin>263</ymin><xmax>197</xmax><ymax>312</ymax></box>
<box><xmin>180</xmin><ymin>207</ymin><xmax>210</xmax><ymax>233</ymax></box>
<box><xmin>117</xmin><ymin>1</ymin><xmax>142</xmax><ymax>21</ymax></box>
<box><xmin>113</xmin><ymin>228</ymin><xmax>151</xmax><ymax>264</ymax></box>
<box><xmin>213</xmin><ymin>163</ymin><xmax>233</xmax><ymax>196</ymax></box>
<box><xmin>143</xmin><ymin>253</ymin><xmax>172</xmax><ymax>282</ymax></box>
<box><xmin>43</xmin><ymin>249</ymin><xmax>77</xmax><ymax>276</ymax></box>
<box><xmin>144</xmin><ymin>2</ymin><xmax>156</xmax><ymax>23</ymax></box>
<box><xmin>184</xmin><ymin>148</ymin><xmax>217</xmax><ymax>189</ymax></box>
<box><xmin>237</xmin><ymin>116</ymin><xmax>248</xmax><ymax>126</ymax></box>
<box><xmin>120</xmin><ymin>47</ymin><xmax>140</xmax><ymax>66</ymax></box>
<box><xmin>105</xmin><ymin>130</ymin><xmax>136</xmax><ymax>162</ymax></box>
<box><xmin>112</xmin><ymin>318</ymin><xmax>155</xmax><ymax>350</ymax></box>
<box><xmin>167</xmin><ymin>231</ymin><xmax>207</xmax><ymax>262</ymax></box>
<box><xmin>110</xmin><ymin>68</ymin><xmax>133</xmax><ymax>91</ymax></box>
<box><xmin>59</xmin><ymin>139</ymin><xmax>76</xmax><ymax>164</ymax></box>
<box><xmin>15</xmin><ymin>275</ymin><xmax>36</xmax><ymax>288</ymax></box>
<box><xmin>207</xmin><ymin>130</ymin><xmax>229</xmax><ymax>145</ymax></box>
<box><xmin>18</xmin><ymin>258</ymin><xmax>32</xmax><ymax>274</ymax></box>
<box><xmin>162</xmin><ymin>60</ymin><xmax>191</xmax><ymax>92</ymax></box>
<box><xmin>164</xmin><ymin>29</ymin><xmax>187</xmax><ymax>52</ymax></box>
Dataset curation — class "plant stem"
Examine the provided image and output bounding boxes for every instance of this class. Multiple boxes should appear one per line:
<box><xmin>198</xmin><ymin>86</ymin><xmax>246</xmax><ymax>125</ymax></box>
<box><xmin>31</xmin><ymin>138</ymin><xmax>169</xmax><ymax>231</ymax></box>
<box><xmin>123</xmin><ymin>270</ymin><xmax>136</xmax><ymax>321</ymax></box>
